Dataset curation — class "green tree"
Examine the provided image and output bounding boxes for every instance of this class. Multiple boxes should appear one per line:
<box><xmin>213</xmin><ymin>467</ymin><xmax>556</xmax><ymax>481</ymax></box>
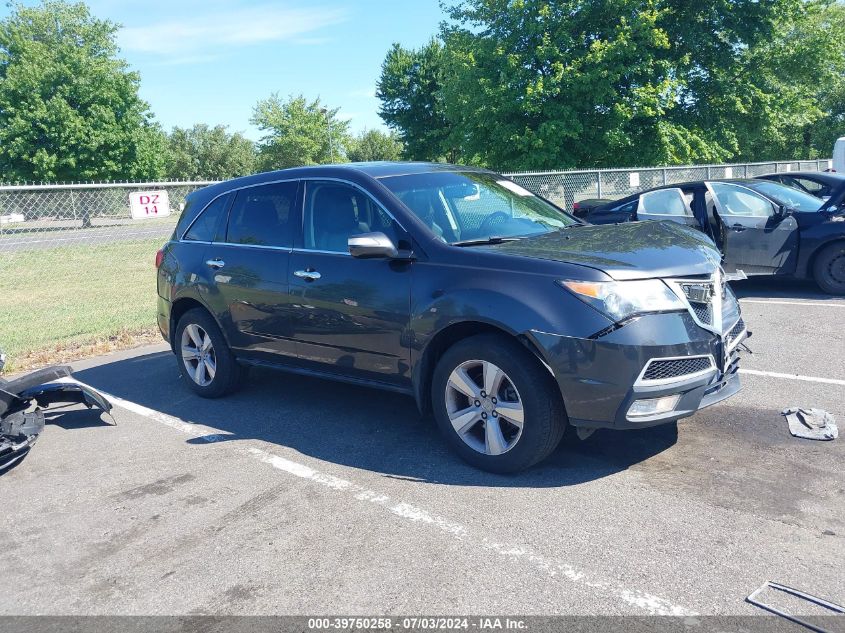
<box><xmin>346</xmin><ymin>129</ymin><xmax>404</xmax><ymax>162</ymax></box>
<box><xmin>377</xmin><ymin>40</ymin><xmax>453</xmax><ymax>161</ymax></box>
<box><xmin>0</xmin><ymin>1</ymin><xmax>164</xmax><ymax>182</ymax></box>
<box><xmin>658</xmin><ymin>0</ymin><xmax>845</xmax><ymax>162</ymax></box>
<box><xmin>251</xmin><ymin>93</ymin><xmax>350</xmax><ymax>170</ymax></box>
<box><xmin>165</xmin><ymin>124</ymin><xmax>256</xmax><ymax>180</ymax></box>
<box><xmin>378</xmin><ymin>0</ymin><xmax>845</xmax><ymax>169</ymax></box>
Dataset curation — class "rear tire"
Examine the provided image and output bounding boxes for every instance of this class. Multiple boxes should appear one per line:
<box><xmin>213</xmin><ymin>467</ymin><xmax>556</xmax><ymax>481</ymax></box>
<box><xmin>174</xmin><ymin>308</ymin><xmax>244</xmax><ymax>398</ymax></box>
<box><xmin>813</xmin><ymin>242</ymin><xmax>845</xmax><ymax>295</ymax></box>
<box><xmin>431</xmin><ymin>334</ymin><xmax>566</xmax><ymax>473</ymax></box>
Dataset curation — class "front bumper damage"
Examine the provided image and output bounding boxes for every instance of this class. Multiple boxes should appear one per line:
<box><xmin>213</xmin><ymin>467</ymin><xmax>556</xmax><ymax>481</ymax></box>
<box><xmin>529</xmin><ymin>311</ymin><xmax>747</xmax><ymax>431</ymax></box>
<box><xmin>0</xmin><ymin>354</ymin><xmax>112</xmax><ymax>472</ymax></box>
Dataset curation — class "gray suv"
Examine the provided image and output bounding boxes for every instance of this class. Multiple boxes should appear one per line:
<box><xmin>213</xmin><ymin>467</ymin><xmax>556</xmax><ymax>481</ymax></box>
<box><xmin>156</xmin><ymin>162</ymin><xmax>746</xmax><ymax>473</ymax></box>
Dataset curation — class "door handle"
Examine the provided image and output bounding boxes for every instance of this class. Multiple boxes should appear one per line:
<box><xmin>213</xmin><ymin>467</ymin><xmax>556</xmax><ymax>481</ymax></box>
<box><xmin>294</xmin><ymin>269</ymin><xmax>322</xmax><ymax>282</ymax></box>
<box><xmin>730</xmin><ymin>224</ymin><xmax>746</xmax><ymax>232</ymax></box>
<box><xmin>205</xmin><ymin>258</ymin><xmax>225</xmax><ymax>269</ymax></box>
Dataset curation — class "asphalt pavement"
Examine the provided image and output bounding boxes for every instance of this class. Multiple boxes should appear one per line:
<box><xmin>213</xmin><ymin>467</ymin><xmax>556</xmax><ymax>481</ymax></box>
<box><xmin>0</xmin><ymin>222</ymin><xmax>175</xmax><ymax>252</ymax></box>
<box><xmin>0</xmin><ymin>278</ymin><xmax>842</xmax><ymax>617</ymax></box>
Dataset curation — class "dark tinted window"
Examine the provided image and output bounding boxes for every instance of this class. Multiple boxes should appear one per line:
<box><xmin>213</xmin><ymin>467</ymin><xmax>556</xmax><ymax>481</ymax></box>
<box><xmin>226</xmin><ymin>182</ymin><xmax>298</xmax><ymax>247</ymax></box>
<box><xmin>184</xmin><ymin>194</ymin><xmax>229</xmax><ymax>242</ymax></box>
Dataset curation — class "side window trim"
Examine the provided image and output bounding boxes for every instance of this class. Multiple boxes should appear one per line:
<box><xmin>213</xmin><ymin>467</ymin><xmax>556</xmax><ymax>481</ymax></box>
<box><xmin>180</xmin><ymin>178</ymin><xmax>302</xmax><ymax>243</ymax></box>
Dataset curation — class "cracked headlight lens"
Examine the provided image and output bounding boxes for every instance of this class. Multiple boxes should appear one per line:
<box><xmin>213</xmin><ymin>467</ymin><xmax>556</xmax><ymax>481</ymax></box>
<box><xmin>558</xmin><ymin>279</ymin><xmax>686</xmax><ymax>322</ymax></box>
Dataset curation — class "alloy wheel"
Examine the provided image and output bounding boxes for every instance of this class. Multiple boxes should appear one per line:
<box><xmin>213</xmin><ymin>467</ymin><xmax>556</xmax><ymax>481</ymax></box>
<box><xmin>180</xmin><ymin>323</ymin><xmax>216</xmax><ymax>387</ymax></box>
<box><xmin>445</xmin><ymin>359</ymin><xmax>524</xmax><ymax>455</ymax></box>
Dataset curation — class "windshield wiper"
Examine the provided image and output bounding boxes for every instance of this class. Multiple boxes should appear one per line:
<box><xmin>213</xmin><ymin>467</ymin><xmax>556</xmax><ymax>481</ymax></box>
<box><xmin>452</xmin><ymin>236</ymin><xmax>522</xmax><ymax>247</ymax></box>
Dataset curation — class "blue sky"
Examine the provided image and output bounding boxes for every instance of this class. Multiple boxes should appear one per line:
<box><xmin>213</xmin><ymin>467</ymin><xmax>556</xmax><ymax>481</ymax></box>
<box><xmin>3</xmin><ymin>0</ymin><xmax>446</xmax><ymax>138</ymax></box>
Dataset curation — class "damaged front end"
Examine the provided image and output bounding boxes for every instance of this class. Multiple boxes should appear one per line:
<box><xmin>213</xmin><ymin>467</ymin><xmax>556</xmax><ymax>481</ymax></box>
<box><xmin>0</xmin><ymin>352</ymin><xmax>112</xmax><ymax>472</ymax></box>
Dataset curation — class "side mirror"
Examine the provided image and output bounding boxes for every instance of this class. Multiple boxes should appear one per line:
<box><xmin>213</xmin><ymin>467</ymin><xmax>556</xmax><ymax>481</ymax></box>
<box><xmin>348</xmin><ymin>232</ymin><xmax>400</xmax><ymax>259</ymax></box>
<box><xmin>774</xmin><ymin>204</ymin><xmax>790</xmax><ymax>217</ymax></box>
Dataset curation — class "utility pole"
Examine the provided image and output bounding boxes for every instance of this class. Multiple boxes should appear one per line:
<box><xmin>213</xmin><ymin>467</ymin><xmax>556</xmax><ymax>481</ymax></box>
<box><xmin>320</xmin><ymin>108</ymin><xmax>334</xmax><ymax>163</ymax></box>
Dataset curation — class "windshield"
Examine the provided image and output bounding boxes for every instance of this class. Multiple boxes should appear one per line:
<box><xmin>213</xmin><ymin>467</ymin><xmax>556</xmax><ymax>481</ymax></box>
<box><xmin>746</xmin><ymin>181</ymin><xmax>824</xmax><ymax>212</ymax></box>
<box><xmin>379</xmin><ymin>171</ymin><xmax>578</xmax><ymax>244</ymax></box>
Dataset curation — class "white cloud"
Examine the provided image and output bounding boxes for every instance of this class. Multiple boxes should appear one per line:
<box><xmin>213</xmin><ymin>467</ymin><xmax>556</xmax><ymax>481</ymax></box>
<box><xmin>348</xmin><ymin>87</ymin><xmax>376</xmax><ymax>99</ymax></box>
<box><xmin>119</xmin><ymin>4</ymin><xmax>348</xmax><ymax>55</ymax></box>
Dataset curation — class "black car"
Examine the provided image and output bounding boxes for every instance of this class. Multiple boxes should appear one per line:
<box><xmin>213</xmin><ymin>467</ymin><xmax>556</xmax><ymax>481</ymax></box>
<box><xmin>585</xmin><ymin>179</ymin><xmax>845</xmax><ymax>294</ymax></box>
<box><xmin>156</xmin><ymin>163</ymin><xmax>745</xmax><ymax>473</ymax></box>
<box><xmin>756</xmin><ymin>171</ymin><xmax>845</xmax><ymax>208</ymax></box>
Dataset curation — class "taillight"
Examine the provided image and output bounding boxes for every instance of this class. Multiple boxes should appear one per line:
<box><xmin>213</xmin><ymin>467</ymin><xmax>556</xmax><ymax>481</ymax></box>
<box><xmin>155</xmin><ymin>248</ymin><xmax>165</xmax><ymax>269</ymax></box>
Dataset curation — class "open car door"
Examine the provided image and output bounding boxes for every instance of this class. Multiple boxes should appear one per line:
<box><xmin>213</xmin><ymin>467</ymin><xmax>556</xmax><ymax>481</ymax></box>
<box><xmin>636</xmin><ymin>188</ymin><xmax>699</xmax><ymax>227</ymax></box>
<box><xmin>705</xmin><ymin>182</ymin><xmax>798</xmax><ymax>275</ymax></box>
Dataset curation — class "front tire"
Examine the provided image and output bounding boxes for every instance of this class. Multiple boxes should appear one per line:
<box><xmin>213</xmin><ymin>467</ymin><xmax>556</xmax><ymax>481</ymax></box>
<box><xmin>431</xmin><ymin>334</ymin><xmax>566</xmax><ymax>473</ymax></box>
<box><xmin>175</xmin><ymin>308</ymin><xmax>244</xmax><ymax>398</ymax></box>
<box><xmin>813</xmin><ymin>242</ymin><xmax>845</xmax><ymax>295</ymax></box>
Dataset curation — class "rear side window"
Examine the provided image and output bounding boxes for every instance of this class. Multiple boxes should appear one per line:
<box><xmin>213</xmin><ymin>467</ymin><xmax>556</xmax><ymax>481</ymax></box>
<box><xmin>226</xmin><ymin>182</ymin><xmax>298</xmax><ymax>247</ymax></box>
<box><xmin>184</xmin><ymin>194</ymin><xmax>230</xmax><ymax>242</ymax></box>
<box><xmin>793</xmin><ymin>177</ymin><xmax>830</xmax><ymax>197</ymax></box>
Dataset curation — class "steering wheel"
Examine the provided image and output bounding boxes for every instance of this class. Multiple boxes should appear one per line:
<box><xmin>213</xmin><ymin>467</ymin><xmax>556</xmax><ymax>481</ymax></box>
<box><xmin>478</xmin><ymin>211</ymin><xmax>511</xmax><ymax>235</ymax></box>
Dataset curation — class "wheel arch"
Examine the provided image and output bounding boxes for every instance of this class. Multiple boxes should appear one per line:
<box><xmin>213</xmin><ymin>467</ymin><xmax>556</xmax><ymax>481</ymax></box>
<box><xmin>169</xmin><ymin>297</ymin><xmax>215</xmax><ymax>350</ymax></box>
<box><xmin>412</xmin><ymin>320</ymin><xmax>554</xmax><ymax>417</ymax></box>
<box><xmin>807</xmin><ymin>237</ymin><xmax>845</xmax><ymax>278</ymax></box>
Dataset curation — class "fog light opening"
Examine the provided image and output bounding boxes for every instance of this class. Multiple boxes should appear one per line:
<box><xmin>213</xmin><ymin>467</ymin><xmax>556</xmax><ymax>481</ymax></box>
<box><xmin>627</xmin><ymin>395</ymin><xmax>681</xmax><ymax>419</ymax></box>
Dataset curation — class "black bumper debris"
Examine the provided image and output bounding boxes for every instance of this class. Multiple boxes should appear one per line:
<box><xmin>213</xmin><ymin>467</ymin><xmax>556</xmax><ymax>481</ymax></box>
<box><xmin>0</xmin><ymin>355</ymin><xmax>112</xmax><ymax>472</ymax></box>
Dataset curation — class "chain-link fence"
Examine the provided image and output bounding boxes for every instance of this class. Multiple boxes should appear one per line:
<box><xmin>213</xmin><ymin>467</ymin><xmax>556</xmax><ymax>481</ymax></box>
<box><xmin>0</xmin><ymin>158</ymin><xmax>832</xmax><ymax>261</ymax></box>
<box><xmin>0</xmin><ymin>180</ymin><xmax>215</xmax><ymax>258</ymax></box>
<box><xmin>0</xmin><ymin>158</ymin><xmax>832</xmax><ymax>369</ymax></box>
<box><xmin>507</xmin><ymin>159</ymin><xmax>833</xmax><ymax>210</ymax></box>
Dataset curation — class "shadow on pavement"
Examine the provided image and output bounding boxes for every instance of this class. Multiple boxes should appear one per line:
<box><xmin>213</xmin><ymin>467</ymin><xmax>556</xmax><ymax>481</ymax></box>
<box><xmin>74</xmin><ymin>350</ymin><xmax>678</xmax><ymax>489</ymax></box>
<box><xmin>43</xmin><ymin>407</ymin><xmax>114</xmax><ymax>430</ymax></box>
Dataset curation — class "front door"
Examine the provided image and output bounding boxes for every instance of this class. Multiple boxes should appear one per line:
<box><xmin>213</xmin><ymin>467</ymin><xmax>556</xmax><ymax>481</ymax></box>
<box><xmin>289</xmin><ymin>180</ymin><xmax>413</xmax><ymax>385</ymax></box>
<box><xmin>204</xmin><ymin>180</ymin><xmax>300</xmax><ymax>359</ymax></box>
<box><xmin>705</xmin><ymin>182</ymin><xmax>798</xmax><ymax>274</ymax></box>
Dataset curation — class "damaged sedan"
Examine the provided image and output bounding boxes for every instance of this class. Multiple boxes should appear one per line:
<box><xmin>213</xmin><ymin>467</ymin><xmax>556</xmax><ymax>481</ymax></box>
<box><xmin>584</xmin><ymin>179</ymin><xmax>845</xmax><ymax>294</ymax></box>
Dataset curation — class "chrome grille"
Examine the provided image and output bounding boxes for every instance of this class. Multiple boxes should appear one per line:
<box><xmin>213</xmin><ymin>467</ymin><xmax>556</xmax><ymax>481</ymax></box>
<box><xmin>726</xmin><ymin>318</ymin><xmax>746</xmax><ymax>347</ymax></box>
<box><xmin>641</xmin><ymin>357</ymin><xmax>713</xmax><ymax>381</ymax></box>
<box><xmin>691</xmin><ymin>302</ymin><xmax>713</xmax><ymax>325</ymax></box>
<box><xmin>671</xmin><ymin>271</ymin><xmax>739</xmax><ymax>336</ymax></box>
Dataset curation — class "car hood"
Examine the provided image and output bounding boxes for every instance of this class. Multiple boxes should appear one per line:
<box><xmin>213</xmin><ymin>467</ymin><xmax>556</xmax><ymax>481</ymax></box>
<box><xmin>490</xmin><ymin>221</ymin><xmax>721</xmax><ymax>280</ymax></box>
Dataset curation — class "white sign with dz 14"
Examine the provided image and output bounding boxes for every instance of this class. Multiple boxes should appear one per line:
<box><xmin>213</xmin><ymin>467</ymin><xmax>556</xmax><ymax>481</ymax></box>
<box><xmin>129</xmin><ymin>191</ymin><xmax>171</xmax><ymax>220</ymax></box>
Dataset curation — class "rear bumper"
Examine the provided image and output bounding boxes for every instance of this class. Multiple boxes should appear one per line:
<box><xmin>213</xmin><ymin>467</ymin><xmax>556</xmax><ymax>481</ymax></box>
<box><xmin>157</xmin><ymin>295</ymin><xmax>171</xmax><ymax>345</ymax></box>
<box><xmin>529</xmin><ymin>312</ymin><xmax>744</xmax><ymax>431</ymax></box>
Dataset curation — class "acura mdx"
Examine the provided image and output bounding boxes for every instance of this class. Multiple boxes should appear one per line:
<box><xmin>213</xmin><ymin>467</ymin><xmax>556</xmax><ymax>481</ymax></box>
<box><xmin>156</xmin><ymin>163</ymin><xmax>746</xmax><ymax>472</ymax></box>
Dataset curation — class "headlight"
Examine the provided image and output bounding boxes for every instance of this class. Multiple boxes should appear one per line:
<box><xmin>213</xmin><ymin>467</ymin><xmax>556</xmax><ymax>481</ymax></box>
<box><xmin>557</xmin><ymin>279</ymin><xmax>686</xmax><ymax>322</ymax></box>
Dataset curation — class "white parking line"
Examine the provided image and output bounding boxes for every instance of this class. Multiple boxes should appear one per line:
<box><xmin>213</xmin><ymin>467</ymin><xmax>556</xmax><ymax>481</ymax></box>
<box><xmin>739</xmin><ymin>299</ymin><xmax>845</xmax><ymax>308</ymax></box>
<box><xmin>71</xmin><ymin>379</ymin><xmax>696</xmax><ymax>617</ymax></box>
<box><xmin>740</xmin><ymin>369</ymin><xmax>845</xmax><ymax>386</ymax></box>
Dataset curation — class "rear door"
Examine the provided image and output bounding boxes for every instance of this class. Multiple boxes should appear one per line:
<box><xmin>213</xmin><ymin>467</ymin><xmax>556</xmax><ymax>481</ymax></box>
<box><xmin>636</xmin><ymin>188</ymin><xmax>699</xmax><ymax>228</ymax></box>
<box><xmin>203</xmin><ymin>180</ymin><xmax>301</xmax><ymax>360</ymax></box>
<box><xmin>705</xmin><ymin>182</ymin><xmax>798</xmax><ymax>274</ymax></box>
